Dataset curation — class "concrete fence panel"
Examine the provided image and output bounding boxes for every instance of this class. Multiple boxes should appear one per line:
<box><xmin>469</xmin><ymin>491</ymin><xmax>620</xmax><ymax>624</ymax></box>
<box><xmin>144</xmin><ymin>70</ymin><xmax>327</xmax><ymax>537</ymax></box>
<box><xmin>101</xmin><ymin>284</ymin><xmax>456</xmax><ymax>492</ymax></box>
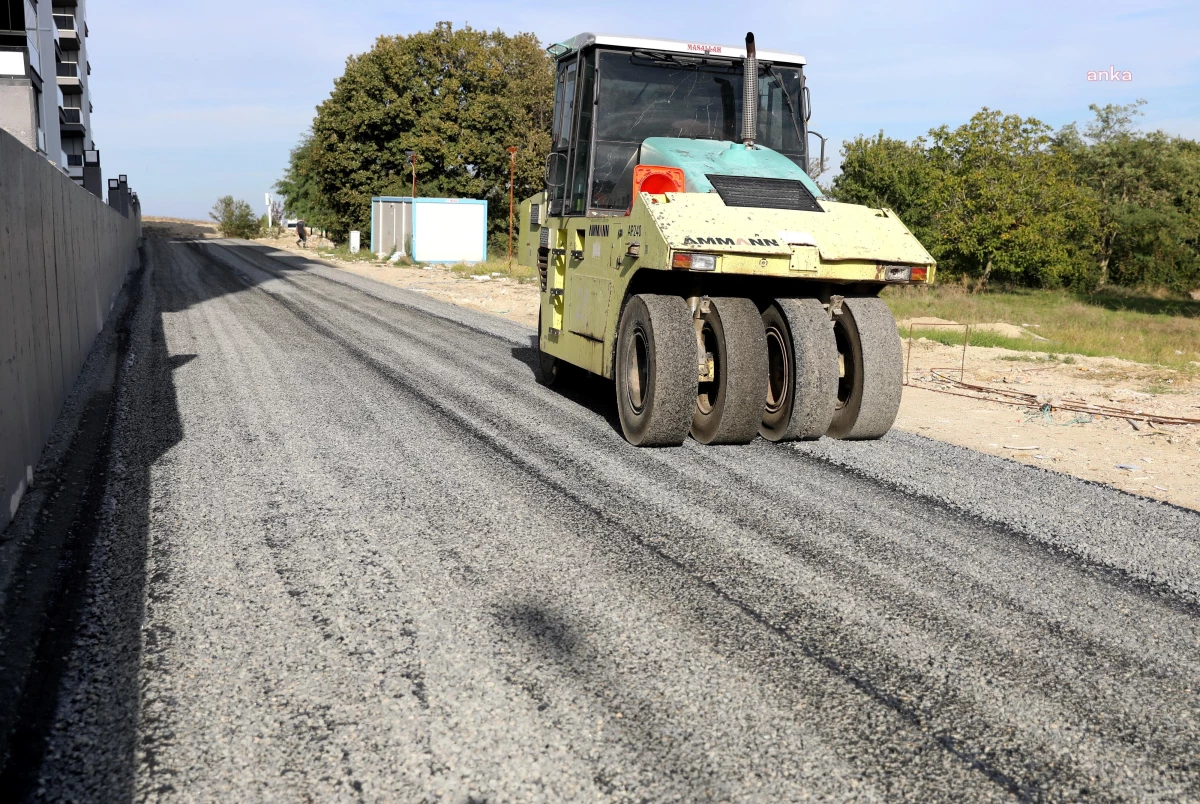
<box><xmin>0</xmin><ymin>127</ymin><xmax>141</xmax><ymax>529</ymax></box>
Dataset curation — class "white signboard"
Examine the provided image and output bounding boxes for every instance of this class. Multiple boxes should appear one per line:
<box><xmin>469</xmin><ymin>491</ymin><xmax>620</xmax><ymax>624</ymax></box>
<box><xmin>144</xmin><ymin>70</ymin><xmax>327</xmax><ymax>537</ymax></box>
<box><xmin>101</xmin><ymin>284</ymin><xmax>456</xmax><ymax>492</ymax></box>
<box><xmin>412</xmin><ymin>200</ymin><xmax>488</xmax><ymax>263</ymax></box>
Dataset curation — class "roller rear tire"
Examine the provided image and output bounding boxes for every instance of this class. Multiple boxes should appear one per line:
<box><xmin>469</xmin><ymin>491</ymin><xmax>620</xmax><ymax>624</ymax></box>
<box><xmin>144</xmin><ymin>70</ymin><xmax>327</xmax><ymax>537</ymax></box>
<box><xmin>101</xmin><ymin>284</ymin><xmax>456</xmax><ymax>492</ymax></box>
<box><xmin>760</xmin><ymin>299</ymin><xmax>838</xmax><ymax>441</ymax></box>
<box><xmin>537</xmin><ymin>309</ymin><xmax>566</xmax><ymax>386</ymax></box>
<box><xmin>615</xmin><ymin>295</ymin><xmax>697</xmax><ymax>446</ymax></box>
<box><xmin>826</xmin><ymin>297</ymin><xmax>903</xmax><ymax>440</ymax></box>
<box><xmin>691</xmin><ymin>297</ymin><xmax>767</xmax><ymax>445</ymax></box>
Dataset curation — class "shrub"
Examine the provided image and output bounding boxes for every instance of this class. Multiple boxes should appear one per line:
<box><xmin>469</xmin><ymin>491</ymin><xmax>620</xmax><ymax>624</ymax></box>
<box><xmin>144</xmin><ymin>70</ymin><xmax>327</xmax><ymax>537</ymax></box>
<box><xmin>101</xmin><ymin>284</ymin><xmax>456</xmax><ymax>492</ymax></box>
<box><xmin>209</xmin><ymin>196</ymin><xmax>262</xmax><ymax>239</ymax></box>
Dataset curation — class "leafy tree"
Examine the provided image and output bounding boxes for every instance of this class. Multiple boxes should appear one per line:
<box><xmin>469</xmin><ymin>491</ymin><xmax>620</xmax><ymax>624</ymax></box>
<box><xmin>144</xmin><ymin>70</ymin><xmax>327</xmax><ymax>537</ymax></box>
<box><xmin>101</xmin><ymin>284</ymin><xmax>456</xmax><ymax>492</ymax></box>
<box><xmin>832</xmin><ymin>111</ymin><xmax>1100</xmax><ymax>289</ymax></box>
<box><xmin>924</xmin><ymin>109</ymin><xmax>1100</xmax><ymax>289</ymax></box>
<box><xmin>275</xmin><ymin>132</ymin><xmax>334</xmax><ymax>232</ymax></box>
<box><xmin>210</xmin><ymin>196</ymin><xmax>262</xmax><ymax>239</ymax></box>
<box><xmin>1058</xmin><ymin>101</ymin><xmax>1200</xmax><ymax>290</ymax></box>
<box><xmin>832</xmin><ymin>131</ymin><xmax>938</xmax><ymax>244</ymax></box>
<box><xmin>290</xmin><ymin>22</ymin><xmax>553</xmax><ymax>243</ymax></box>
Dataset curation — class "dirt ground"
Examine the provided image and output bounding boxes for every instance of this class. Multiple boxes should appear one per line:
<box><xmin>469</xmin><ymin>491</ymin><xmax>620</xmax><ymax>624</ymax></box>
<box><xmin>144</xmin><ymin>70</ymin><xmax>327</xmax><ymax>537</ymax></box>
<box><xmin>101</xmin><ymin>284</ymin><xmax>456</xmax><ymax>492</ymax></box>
<box><xmin>898</xmin><ymin>340</ymin><xmax>1200</xmax><ymax>510</ymax></box>
<box><xmin>149</xmin><ymin>220</ymin><xmax>1200</xmax><ymax>511</ymax></box>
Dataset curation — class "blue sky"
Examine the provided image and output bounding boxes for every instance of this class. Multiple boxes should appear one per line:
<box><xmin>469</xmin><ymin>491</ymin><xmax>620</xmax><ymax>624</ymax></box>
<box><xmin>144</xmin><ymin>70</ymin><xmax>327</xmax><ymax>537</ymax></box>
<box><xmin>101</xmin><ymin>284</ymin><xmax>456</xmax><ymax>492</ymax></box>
<box><xmin>88</xmin><ymin>0</ymin><xmax>1199</xmax><ymax>219</ymax></box>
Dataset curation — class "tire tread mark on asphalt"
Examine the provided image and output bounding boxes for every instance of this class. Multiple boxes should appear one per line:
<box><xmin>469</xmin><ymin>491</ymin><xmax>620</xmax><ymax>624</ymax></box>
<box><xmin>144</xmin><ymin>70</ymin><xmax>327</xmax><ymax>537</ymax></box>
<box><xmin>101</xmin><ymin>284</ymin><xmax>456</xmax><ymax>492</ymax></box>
<box><xmin>211</xmin><ymin>241</ymin><xmax>530</xmax><ymax>348</ymax></box>
<box><xmin>786</xmin><ymin>445</ymin><xmax>1200</xmax><ymax>616</ymax></box>
<box><xmin>194</xmin><ymin>243</ymin><xmax>440</xmax><ymax>766</ymax></box>
<box><xmin>182</xmin><ymin>247</ymin><xmax>435</xmax><ymax>718</ymax></box>
<box><xmin>653</xmin><ymin>444</ymin><xmax>1200</xmax><ymax>788</ymax></box>
<box><xmin>214</xmin><ymin>241</ymin><xmax>1200</xmax><ymax>618</ymax></box>
<box><xmin>700</xmin><ymin>443</ymin><xmax>1200</xmax><ymax>678</ymax></box>
<box><xmin>252</xmin><ymin>279</ymin><xmax>1050</xmax><ymax>801</ymax></box>
<box><xmin>217</xmin><ymin>244</ymin><xmax>1199</xmax><ymax>780</ymax></box>
<box><xmin>136</xmin><ymin>242</ymin><xmax>382</xmax><ymax>801</ymax></box>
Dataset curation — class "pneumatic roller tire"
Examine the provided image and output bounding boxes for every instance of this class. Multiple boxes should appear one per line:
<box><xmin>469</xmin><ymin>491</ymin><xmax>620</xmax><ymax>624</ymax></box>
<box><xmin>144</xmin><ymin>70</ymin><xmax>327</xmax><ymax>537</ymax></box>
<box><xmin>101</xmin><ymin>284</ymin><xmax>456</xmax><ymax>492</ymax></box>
<box><xmin>760</xmin><ymin>299</ymin><xmax>839</xmax><ymax>442</ymax></box>
<box><xmin>615</xmin><ymin>295</ymin><xmax>698</xmax><ymax>447</ymax></box>
<box><xmin>536</xmin><ymin>309</ymin><xmax>567</xmax><ymax>387</ymax></box>
<box><xmin>826</xmin><ymin>296</ymin><xmax>904</xmax><ymax>440</ymax></box>
<box><xmin>691</xmin><ymin>297</ymin><xmax>768</xmax><ymax>445</ymax></box>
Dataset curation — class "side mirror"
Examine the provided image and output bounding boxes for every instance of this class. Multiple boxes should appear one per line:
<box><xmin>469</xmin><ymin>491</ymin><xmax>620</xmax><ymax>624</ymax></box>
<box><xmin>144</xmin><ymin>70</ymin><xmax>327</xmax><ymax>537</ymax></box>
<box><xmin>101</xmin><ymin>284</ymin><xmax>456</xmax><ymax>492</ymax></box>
<box><xmin>806</xmin><ymin>130</ymin><xmax>827</xmax><ymax>179</ymax></box>
<box><xmin>544</xmin><ymin>151</ymin><xmax>567</xmax><ymax>188</ymax></box>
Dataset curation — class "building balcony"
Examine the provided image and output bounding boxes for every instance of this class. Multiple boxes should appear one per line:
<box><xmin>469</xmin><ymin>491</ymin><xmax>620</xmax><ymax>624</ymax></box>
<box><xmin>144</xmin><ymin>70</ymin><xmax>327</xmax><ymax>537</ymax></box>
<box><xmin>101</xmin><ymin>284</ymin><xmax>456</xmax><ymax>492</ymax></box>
<box><xmin>54</xmin><ymin>15</ymin><xmax>79</xmax><ymax>49</ymax></box>
<box><xmin>56</xmin><ymin>60</ymin><xmax>82</xmax><ymax>89</ymax></box>
<box><xmin>60</xmin><ymin>106</ymin><xmax>85</xmax><ymax>133</ymax></box>
<box><xmin>60</xmin><ymin>108</ymin><xmax>85</xmax><ymax>133</ymax></box>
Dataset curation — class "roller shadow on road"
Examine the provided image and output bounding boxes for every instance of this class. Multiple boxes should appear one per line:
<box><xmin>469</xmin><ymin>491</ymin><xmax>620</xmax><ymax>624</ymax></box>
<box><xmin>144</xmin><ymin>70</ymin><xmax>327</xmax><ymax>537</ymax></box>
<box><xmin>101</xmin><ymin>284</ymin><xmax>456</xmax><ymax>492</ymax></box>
<box><xmin>510</xmin><ymin>341</ymin><xmax>625</xmax><ymax>438</ymax></box>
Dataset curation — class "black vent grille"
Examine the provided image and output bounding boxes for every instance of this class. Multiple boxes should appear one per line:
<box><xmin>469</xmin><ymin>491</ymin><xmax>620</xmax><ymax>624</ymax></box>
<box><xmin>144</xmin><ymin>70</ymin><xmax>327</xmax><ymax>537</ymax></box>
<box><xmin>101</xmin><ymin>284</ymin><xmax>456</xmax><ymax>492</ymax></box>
<box><xmin>706</xmin><ymin>175</ymin><xmax>824</xmax><ymax>212</ymax></box>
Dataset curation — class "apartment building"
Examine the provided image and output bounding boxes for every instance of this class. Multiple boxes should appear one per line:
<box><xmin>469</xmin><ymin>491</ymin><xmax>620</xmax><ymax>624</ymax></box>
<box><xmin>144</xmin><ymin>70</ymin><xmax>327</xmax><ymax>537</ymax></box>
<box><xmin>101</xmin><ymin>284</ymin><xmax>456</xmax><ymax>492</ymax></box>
<box><xmin>0</xmin><ymin>0</ymin><xmax>100</xmax><ymax>194</ymax></box>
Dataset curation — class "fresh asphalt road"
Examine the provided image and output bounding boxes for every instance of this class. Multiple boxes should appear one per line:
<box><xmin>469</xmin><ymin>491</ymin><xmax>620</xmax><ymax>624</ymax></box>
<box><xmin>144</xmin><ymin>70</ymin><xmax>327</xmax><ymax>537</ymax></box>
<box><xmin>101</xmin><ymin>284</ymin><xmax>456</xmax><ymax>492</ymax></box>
<box><xmin>25</xmin><ymin>236</ymin><xmax>1200</xmax><ymax>801</ymax></box>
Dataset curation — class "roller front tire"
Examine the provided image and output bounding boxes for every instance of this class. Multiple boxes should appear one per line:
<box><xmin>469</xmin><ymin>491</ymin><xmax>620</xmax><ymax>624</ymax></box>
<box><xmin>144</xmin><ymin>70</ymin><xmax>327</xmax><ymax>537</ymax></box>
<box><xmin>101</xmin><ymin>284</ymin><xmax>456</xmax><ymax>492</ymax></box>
<box><xmin>615</xmin><ymin>295</ymin><xmax>698</xmax><ymax>446</ymax></box>
<box><xmin>826</xmin><ymin>296</ymin><xmax>903</xmax><ymax>440</ymax></box>
<box><xmin>760</xmin><ymin>299</ymin><xmax>839</xmax><ymax>441</ymax></box>
<box><xmin>691</xmin><ymin>297</ymin><xmax>768</xmax><ymax>445</ymax></box>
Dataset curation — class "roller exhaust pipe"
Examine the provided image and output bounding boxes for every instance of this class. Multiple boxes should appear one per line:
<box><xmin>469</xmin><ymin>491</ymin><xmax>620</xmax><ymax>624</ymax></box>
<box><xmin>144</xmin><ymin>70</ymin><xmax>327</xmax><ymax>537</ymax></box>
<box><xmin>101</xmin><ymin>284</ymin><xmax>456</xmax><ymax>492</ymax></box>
<box><xmin>742</xmin><ymin>32</ymin><xmax>757</xmax><ymax>147</ymax></box>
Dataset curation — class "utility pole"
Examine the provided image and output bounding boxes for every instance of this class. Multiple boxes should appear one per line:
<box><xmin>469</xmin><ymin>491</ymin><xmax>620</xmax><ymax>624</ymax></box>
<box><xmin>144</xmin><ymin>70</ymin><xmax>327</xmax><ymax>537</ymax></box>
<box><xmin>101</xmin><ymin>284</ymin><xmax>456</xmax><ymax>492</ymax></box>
<box><xmin>265</xmin><ymin>192</ymin><xmax>272</xmax><ymax>228</ymax></box>
<box><xmin>405</xmin><ymin>150</ymin><xmax>417</xmax><ymax>199</ymax></box>
<box><xmin>507</xmin><ymin>146</ymin><xmax>519</xmax><ymax>268</ymax></box>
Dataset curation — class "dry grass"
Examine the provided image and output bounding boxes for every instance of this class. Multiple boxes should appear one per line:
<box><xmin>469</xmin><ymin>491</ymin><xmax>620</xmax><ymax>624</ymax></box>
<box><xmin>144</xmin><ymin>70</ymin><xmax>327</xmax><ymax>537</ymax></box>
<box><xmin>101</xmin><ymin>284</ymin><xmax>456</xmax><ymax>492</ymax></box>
<box><xmin>313</xmin><ymin>242</ymin><xmax>380</xmax><ymax>263</ymax></box>
<box><xmin>884</xmin><ymin>284</ymin><xmax>1200</xmax><ymax>370</ymax></box>
<box><xmin>448</xmin><ymin>257</ymin><xmax>538</xmax><ymax>284</ymax></box>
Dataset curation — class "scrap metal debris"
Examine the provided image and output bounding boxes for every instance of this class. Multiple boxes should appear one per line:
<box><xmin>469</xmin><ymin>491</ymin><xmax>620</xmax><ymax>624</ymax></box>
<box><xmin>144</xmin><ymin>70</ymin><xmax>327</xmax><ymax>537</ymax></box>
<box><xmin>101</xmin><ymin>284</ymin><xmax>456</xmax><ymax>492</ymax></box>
<box><xmin>909</xmin><ymin>369</ymin><xmax>1200</xmax><ymax>427</ymax></box>
<box><xmin>903</xmin><ymin>327</ymin><xmax>1200</xmax><ymax>427</ymax></box>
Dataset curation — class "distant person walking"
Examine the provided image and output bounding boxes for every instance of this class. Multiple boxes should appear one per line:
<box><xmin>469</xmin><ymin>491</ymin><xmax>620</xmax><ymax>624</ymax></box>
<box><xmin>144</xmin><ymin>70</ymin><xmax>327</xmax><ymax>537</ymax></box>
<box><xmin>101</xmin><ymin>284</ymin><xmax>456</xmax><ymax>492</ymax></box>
<box><xmin>296</xmin><ymin>220</ymin><xmax>308</xmax><ymax>249</ymax></box>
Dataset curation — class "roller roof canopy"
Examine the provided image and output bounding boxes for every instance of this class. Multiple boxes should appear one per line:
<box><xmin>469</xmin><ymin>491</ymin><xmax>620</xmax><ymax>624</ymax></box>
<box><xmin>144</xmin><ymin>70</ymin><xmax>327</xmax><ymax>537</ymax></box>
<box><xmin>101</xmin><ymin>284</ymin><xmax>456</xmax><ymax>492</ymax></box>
<box><xmin>553</xmin><ymin>33</ymin><xmax>806</xmax><ymax>66</ymax></box>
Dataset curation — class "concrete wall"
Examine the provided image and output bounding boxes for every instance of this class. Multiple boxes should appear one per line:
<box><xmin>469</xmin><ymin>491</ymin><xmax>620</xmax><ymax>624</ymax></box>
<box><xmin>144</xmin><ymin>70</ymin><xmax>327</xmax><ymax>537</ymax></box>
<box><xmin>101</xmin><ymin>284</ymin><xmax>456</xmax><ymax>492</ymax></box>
<box><xmin>0</xmin><ymin>127</ymin><xmax>140</xmax><ymax>529</ymax></box>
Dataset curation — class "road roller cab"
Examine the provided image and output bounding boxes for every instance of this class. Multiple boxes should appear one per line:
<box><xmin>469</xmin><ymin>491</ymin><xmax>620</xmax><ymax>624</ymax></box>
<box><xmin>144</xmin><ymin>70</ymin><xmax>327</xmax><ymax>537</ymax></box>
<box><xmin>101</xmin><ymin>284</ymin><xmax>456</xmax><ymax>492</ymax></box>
<box><xmin>518</xmin><ymin>32</ymin><xmax>936</xmax><ymax>446</ymax></box>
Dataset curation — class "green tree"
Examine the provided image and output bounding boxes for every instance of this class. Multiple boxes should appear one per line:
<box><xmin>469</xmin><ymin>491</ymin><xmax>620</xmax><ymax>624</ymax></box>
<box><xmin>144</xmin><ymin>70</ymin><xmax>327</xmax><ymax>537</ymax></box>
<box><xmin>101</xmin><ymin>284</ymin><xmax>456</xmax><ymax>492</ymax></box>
<box><xmin>831</xmin><ymin>131</ymin><xmax>938</xmax><ymax>244</ymax></box>
<box><xmin>831</xmin><ymin>111</ymin><xmax>1100</xmax><ymax>290</ymax></box>
<box><xmin>925</xmin><ymin>109</ymin><xmax>1100</xmax><ymax>289</ymax></box>
<box><xmin>292</xmin><ymin>22</ymin><xmax>553</xmax><ymax>243</ymax></box>
<box><xmin>1059</xmin><ymin>101</ymin><xmax>1200</xmax><ymax>290</ymax></box>
<box><xmin>275</xmin><ymin>132</ymin><xmax>334</xmax><ymax>232</ymax></box>
<box><xmin>210</xmin><ymin>196</ymin><xmax>262</xmax><ymax>239</ymax></box>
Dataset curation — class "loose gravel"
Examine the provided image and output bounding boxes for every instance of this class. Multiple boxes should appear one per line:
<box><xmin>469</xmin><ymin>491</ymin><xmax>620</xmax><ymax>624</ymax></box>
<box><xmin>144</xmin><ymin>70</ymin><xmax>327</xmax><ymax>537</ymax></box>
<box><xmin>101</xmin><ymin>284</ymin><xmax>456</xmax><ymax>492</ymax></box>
<box><xmin>26</xmin><ymin>237</ymin><xmax>1200</xmax><ymax>802</ymax></box>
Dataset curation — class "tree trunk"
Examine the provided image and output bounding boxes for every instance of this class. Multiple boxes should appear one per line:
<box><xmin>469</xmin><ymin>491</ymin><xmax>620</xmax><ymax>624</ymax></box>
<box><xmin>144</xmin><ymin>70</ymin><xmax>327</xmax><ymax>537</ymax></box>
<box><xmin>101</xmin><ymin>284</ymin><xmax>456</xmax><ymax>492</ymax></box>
<box><xmin>975</xmin><ymin>258</ymin><xmax>994</xmax><ymax>294</ymax></box>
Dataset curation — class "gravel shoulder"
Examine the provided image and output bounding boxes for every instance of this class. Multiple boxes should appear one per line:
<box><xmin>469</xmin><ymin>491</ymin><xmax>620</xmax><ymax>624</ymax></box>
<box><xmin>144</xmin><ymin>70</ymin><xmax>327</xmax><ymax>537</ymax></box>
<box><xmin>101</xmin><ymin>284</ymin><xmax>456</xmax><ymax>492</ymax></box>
<box><xmin>17</xmin><ymin>235</ymin><xmax>1200</xmax><ymax>801</ymax></box>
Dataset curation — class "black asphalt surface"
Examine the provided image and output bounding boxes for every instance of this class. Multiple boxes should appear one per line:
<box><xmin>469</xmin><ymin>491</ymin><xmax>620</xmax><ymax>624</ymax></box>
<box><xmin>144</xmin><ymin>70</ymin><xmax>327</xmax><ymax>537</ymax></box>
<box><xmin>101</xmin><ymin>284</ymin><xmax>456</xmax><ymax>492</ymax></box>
<box><xmin>18</xmin><ymin>237</ymin><xmax>1200</xmax><ymax>801</ymax></box>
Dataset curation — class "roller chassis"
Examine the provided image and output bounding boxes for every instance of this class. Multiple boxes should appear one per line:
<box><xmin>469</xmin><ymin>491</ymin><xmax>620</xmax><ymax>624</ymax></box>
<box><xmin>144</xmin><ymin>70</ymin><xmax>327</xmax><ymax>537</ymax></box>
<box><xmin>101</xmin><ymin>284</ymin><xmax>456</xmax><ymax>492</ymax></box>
<box><xmin>522</xmin><ymin>191</ymin><xmax>934</xmax><ymax>379</ymax></box>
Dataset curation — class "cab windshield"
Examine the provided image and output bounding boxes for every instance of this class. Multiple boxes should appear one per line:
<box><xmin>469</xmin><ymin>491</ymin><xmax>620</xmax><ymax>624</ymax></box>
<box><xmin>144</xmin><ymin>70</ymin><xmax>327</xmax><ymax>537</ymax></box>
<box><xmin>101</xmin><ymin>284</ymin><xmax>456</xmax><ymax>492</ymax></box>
<box><xmin>591</xmin><ymin>50</ymin><xmax>806</xmax><ymax>212</ymax></box>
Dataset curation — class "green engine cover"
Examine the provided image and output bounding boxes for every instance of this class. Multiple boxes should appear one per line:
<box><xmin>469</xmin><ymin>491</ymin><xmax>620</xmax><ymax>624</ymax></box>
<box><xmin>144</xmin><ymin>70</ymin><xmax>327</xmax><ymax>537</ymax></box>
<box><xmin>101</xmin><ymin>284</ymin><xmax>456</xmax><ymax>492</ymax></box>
<box><xmin>639</xmin><ymin>137</ymin><xmax>824</xmax><ymax>198</ymax></box>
